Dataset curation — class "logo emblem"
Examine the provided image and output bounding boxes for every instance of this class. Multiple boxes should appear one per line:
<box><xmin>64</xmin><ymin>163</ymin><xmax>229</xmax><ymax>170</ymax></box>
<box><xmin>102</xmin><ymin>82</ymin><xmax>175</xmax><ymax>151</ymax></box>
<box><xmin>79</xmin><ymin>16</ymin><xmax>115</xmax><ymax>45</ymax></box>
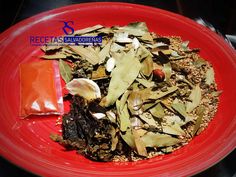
<box><xmin>61</xmin><ymin>21</ymin><xmax>74</xmax><ymax>35</ymax></box>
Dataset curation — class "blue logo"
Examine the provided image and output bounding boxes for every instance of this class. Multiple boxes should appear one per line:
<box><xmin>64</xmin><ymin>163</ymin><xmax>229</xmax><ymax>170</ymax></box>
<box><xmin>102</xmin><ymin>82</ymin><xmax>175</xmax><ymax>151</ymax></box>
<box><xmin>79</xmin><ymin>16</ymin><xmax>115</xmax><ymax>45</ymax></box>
<box><xmin>29</xmin><ymin>21</ymin><xmax>102</xmax><ymax>46</ymax></box>
<box><xmin>61</xmin><ymin>21</ymin><xmax>74</xmax><ymax>35</ymax></box>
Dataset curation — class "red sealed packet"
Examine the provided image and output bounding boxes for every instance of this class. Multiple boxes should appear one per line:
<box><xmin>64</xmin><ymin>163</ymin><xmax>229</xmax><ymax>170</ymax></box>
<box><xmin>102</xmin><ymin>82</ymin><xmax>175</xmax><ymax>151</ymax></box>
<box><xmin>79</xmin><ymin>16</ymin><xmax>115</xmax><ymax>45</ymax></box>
<box><xmin>19</xmin><ymin>60</ymin><xmax>64</xmax><ymax>117</ymax></box>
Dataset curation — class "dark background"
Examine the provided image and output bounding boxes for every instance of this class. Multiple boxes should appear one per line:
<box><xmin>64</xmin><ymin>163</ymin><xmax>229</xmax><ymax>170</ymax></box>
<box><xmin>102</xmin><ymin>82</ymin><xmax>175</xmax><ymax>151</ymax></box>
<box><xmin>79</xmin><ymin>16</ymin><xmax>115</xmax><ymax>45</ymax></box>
<box><xmin>0</xmin><ymin>0</ymin><xmax>235</xmax><ymax>176</ymax></box>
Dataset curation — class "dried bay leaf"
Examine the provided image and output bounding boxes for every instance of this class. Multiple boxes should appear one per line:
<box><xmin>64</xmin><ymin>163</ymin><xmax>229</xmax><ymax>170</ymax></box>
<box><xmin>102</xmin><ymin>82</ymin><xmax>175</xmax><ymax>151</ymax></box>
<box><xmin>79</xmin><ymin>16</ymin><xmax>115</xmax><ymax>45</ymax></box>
<box><xmin>110</xmin><ymin>43</ymin><xmax>125</xmax><ymax>52</ymax></box>
<box><xmin>205</xmin><ymin>67</ymin><xmax>215</xmax><ymax>85</ymax></box>
<box><xmin>192</xmin><ymin>105</ymin><xmax>205</xmax><ymax>136</ymax></box>
<box><xmin>101</xmin><ymin>50</ymin><xmax>141</xmax><ymax>107</ymax></box>
<box><xmin>118</xmin><ymin>22</ymin><xmax>148</xmax><ymax>36</ymax></box>
<box><xmin>116</xmin><ymin>101</ymin><xmax>130</xmax><ymax>132</ymax></box>
<box><xmin>110</xmin><ymin>126</ymin><xmax>118</xmax><ymax>151</ymax></box>
<box><xmin>162</xmin><ymin>124</ymin><xmax>185</xmax><ymax>136</ymax></box>
<box><xmin>171</xmin><ymin>100</ymin><xmax>188</xmax><ymax>118</ymax></box>
<box><xmin>69</xmin><ymin>45</ymin><xmax>100</xmax><ymax>65</ymax></box>
<box><xmin>98</xmin><ymin>40</ymin><xmax>112</xmax><ymax>64</ymax></box>
<box><xmin>181</xmin><ymin>41</ymin><xmax>190</xmax><ymax>51</ymax></box>
<box><xmin>127</xmin><ymin>91</ymin><xmax>143</xmax><ymax>115</ymax></box>
<box><xmin>149</xmin><ymin>86</ymin><xmax>178</xmax><ymax>100</ymax></box>
<box><xmin>139</xmin><ymin>32</ymin><xmax>154</xmax><ymax>43</ymax></box>
<box><xmin>142</xmin><ymin>100</ymin><xmax>161</xmax><ymax>112</ymax></box>
<box><xmin>149</xmin><ymin>103</ymin><xmax>165</xmax><ymax>118</ymax></box>
<box><xmin>165</xmin><ymin>115</ymin><xmax>186</xmax><ymax>126</ymax></box>
<box><xmin>97</xmin><ymin>27</ymin><xmax>113</xmax><ymax>34</ymax></box>
<box><xmin>139</xmin><ymin>112</ymin><xmax>157</xmax><ymax>127</ymax></box>
<box><xmin>42</xmin><ymin>44</ymin><xmax>62</xmax><ymax>52</ymax></box>
<box><xmin>119</xmin><ymin>91</ymin><xmax>131</xmax><ymax>111</ymax></box>
<box><xmin>120</xmin><ymin>128</ymin><xmax>135</xmax><ymax>148</ymax></box>
<box><xmin>133</xmin><ymin>129</ymin><xmax>148</xmax><ymax>157</ymax></box>
<box><xmin>91</xmin><ymin>65</ymin><xmax>108</xmax><ymax>80</ymax></box>
<box><xmin>74</xmin><ymin>24</ymin><xmax>104</xmax><ymax>35</ymax></box>
<box><xmin>41</xmin><ymin>53</ymin><xmax>67</xmax><ymax>59</ymax></box>
<box><xmin>141</xmin><ymin>132</ymin><xmax>180</xmax><ymax>147</ymax></box>
<box><xmin>136</xmin><ymin>78</ymin><xmax>155</xmax><ymax>88</ymax></box>
<box><xmin>193</xmin><ymin>58</ymin><xmax>206</xmax><ymax>67</ymax></box>
<box><xmin>163</xmin><ymin>63</ymin><xmax>172</xmax><ymax>81</ymax></box>
<box><xmin>136</xmin><ymin>45</ymin><xmax>152</xmax><ymax>60</ymax></box>
<box><xmin>211</xmin><ymin>90</ymin><xmax>222</xmax><ymax>97</ymax></box>
<box><xmin>140</xmin><ymin>55</ymin><xmax>153</xmax><ymax>77</ymax></box>
<box><xmin>186</xmin><ymin>84</ymin><xmax>201</xmax><ymax>113</ymax></box>
<box><xmin>114</xmin><ymin>32</ymin><xmax>133</xmax><ymax>43</ymax></box>
<box><xmin>59</xmin><ymin>59</ymin><xmax>72</xmax><ymax>83</ymax></box>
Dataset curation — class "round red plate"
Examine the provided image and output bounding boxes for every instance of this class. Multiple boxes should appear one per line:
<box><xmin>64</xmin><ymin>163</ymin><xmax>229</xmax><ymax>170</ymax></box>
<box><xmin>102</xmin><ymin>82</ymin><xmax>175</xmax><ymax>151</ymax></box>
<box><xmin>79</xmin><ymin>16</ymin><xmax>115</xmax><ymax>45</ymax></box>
<box><xmin>0</xmin><ymin>2</ymin><xmax>235</xmax><ymax>177</ymax></box>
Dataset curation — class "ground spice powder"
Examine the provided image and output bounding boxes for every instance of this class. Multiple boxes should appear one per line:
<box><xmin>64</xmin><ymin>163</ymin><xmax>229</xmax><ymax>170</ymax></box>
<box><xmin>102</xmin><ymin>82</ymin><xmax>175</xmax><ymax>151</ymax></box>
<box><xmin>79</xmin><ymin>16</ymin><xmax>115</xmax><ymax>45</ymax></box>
<box><xmin>20</xmin><ymin>60</ymin><xmax>63</xmax><ymax>117</ymax></box>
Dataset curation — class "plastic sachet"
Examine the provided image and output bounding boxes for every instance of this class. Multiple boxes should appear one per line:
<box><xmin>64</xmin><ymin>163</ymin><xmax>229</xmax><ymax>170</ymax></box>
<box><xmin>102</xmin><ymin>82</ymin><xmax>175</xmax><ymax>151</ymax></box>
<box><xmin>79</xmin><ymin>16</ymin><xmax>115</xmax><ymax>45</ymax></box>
<box><xmin>19</xmin><ymin>60</ymin><xmax>64</xmax><ymax>117</ymax></box>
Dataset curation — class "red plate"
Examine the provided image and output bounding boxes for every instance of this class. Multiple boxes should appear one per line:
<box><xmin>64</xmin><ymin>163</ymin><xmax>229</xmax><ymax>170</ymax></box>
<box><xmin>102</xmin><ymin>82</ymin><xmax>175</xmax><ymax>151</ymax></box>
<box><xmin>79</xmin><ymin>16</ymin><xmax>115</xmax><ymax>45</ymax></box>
<box><xmin>0</xmin><ymin>2</ymin><xmax>235</xmax><ymax>177</ymax></box>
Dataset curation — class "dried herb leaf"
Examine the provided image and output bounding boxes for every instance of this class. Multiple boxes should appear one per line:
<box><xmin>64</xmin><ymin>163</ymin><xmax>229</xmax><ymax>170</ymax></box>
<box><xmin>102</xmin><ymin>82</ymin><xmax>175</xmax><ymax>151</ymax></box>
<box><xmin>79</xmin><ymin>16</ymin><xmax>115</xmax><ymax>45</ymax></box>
<box><xmin>101</xmin><ymin>50</ymin><xmax>141</xmax><ymax>107</ymax></box>
<box><xmin>110</xmin><ymin>126</ymin><xmax>118</xmax><ymax>151</ymax></box>
<box><xmin>142</xmin><ymin>100</ymin><xmax>161</xmax><ymax>112</ymax></box>
<box><xmin>181</xmin><ymin>41</ymin><xmax>189</xmax><ymax>51</ymax></box>
<box><xmin>139</xmin><ymin>112</ymin><xmax>157</xmax><ymax>127</ymax></box>
<box><xmin>162</xmin><ymin>124</ymin><xmax>185</xmax><ymax>136</ymax></box>
<box><xmin>114</xmin><ymin>32</ymin><xmax>133</xmax><ymax>43</ymax></box>
<box><xmin>163</xmin><ymin>63</ymin><xmax>172</xmax><ymax>81</ymax></box>
<box><xmin>136</xmin><ymin>78</ymin><xmax>155</xmax><ymax>88</ymax></box>
<box><xmin>127</xmin><ymin>91</ymin><xmax>143</xmax><ymax>115</ymax></box>
<box><xmin>69</xmin><ymin>46</ymin><xmax>100</xmax><ymax>65</ymax></box>
<box><xmin>165</xmin><ymin>115</ymin><xmax>186</xmax><ymax>126</ymax></box>
<box><xmin>98</xmin><ymin>40</ymin><xmax>112</xmax><ymax>64</ymax></box>
<box><xmin>59</xmin><ymin>59</ymin><xmax>72</xmax><ymax>83</ymax></box>
<box><xmin>41</xmin><ymin>53</ymin><xmax>67</xmax><ymax>59</ymax></box>
<box><xmin>211</xmin><ymin>90</ymin><xmax>222</xmax><ymax>97</ymax></box>
<box><xmin>120</xmin><ymin>128</ymin><xmax>135</xmax><ymax>148</ymax></box>
<box><xmin>116</xmin><ymin>101</ymin><xmax>130</xmax><ymax>132</ymax></box>
<box><xmin>42</xmin><ymin>45</ymin><xmax>62</xmax><ymax>52</ymax></box>
<box><xmin>136</xmin><ymin>45</ymin><xmax>152</xmax><ymax>60</ymax></box>
<box><xmin>171</xmin><ymin>100</ymin><xmax>188</xmax><ymax>118</ymax></box>
<box><xmin>110</xmin><ymin>43</ymin><xmax>125</xmax><ymax>52</ymax></box>
<box><xmin>186</xmin><ymin>84</ymin><xmax>202</xmax><ymax>113</ymax></box>
<box><xmin>119</xmin><ymin>22</ymin><xmax>148</xmax><ymax>36</ymax></box>
<box><xmin>74</xmin><ymin>24</ymin><xmax>103</xmax><ymax>35</ymax></box>
<box><xmin>133</xmin><ymin>129</ymin><xmax>148</xmax><ymax>157</ymax></box>
<box><xmin>139</xmin><ymin>32</ymin><xmax>153</xmax><ymax>43</ymax></box>
<box><xmin>119</xmin><ymin>91</ymin><xmax>131</xmax><ymax>111</ymax></box>
<box><xmin>205</xmin><ymin>67</ymin><xmax>215</xmax><ymax>85</ymax></box>
<box><xmin>140</xmin><ymin>55</ymin><xmax>153</xmax><ymax>77</ymax></box>
<box><xmin>149</xmin><ymin>103</ymin><xmax>165</xmax><ymax>118</ymax></box>
<box><xmin>91</xmin><ymin>66</ymin><xmax>108</xmax><ymax>80</ymax></box>
<box><xmin>149</xmin><ymin>86</ymin><xmax>178</xmax><ymax>100</ymax></box>
<box><xmin>192</xmin><ymin>106</ymin><xmax>205</xmax><ymax>136</ymax></box>
<box><xmin>193</xmin><ymin>58</ymin><xmax>206</xmax><ymax>67</ymax></box>
<box><xmin>141</xmin><ymin>132</ymin><xmax>180</xmax><ymax>147</ymax></box>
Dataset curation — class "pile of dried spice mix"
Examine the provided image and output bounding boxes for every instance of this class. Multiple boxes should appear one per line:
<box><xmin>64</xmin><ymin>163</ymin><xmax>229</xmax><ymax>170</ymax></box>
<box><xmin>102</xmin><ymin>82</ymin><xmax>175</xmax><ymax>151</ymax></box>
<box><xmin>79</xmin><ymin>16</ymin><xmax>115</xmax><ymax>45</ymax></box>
<box><xmin>42</xmin><ymin>22</ymin><xmax>220</xmax><ymax>162</ymax></box>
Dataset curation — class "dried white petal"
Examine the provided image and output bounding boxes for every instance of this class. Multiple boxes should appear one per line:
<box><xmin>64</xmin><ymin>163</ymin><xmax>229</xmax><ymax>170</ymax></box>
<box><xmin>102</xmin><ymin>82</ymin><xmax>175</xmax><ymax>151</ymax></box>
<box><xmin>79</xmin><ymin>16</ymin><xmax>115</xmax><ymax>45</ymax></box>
<box><xmin>156</xmin><ymin>42</ymin><xmax>168</xmax><ymax>47</ymax></box>
<box><xmin>115</xmin><ymin>32</ymin><xmax>133</xmax><ymax>43</ymax></box>
<box><xmin>66</xmin><ymin>78</ymin><xmax>101</xmax><ymax>101</ymax></box>
<box><xmin>92</xmin><ymin>113</ymin><xmax>106</xmax><ymax>119</ymax></box>
<box><xmin>132</xmin><ymin>37</ymin><xmax>140</xmax><ymax>49</ymax></box>
<box><xmin>106</xmin><ymin>57</ymin><xmax>116</xmax><ymax>72</ymax></box>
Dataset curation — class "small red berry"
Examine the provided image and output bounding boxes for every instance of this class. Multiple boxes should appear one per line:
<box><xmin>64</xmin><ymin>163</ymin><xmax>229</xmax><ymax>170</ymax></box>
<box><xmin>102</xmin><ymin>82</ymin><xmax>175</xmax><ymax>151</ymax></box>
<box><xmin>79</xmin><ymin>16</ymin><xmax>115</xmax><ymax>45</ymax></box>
<box><xmin>153</xmin><ymin>69</ymin><xmax>165</xmax><ymax>82</ymax></box>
